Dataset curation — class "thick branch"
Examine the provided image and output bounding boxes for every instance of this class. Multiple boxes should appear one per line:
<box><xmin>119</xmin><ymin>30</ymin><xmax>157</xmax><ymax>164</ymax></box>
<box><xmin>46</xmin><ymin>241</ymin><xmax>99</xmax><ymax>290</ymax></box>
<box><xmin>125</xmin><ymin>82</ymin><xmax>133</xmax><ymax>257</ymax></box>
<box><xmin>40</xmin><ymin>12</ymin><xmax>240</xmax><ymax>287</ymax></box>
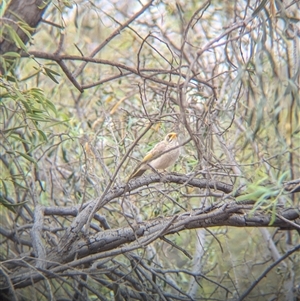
<box><xmin>57</xmin><ymin>174</ymin><xmax>233</xmax><ymax>252</ymax></box>
<box><xmin>31</xmin><ymin>205</ymin><xmax>46</xmax><ymax>269</ymax></box>
<box><xmin>1</xmin><ymin>174</ymin><xmax>299</xmax><ymax>291</ymax></box>
<box><xmin>57</xmin><ymin>203</ymin><xmax>299</xmax><ymax>263</ymax></box>
<box><xmin>0</xmin><ymin>0</ymin><xmax>49</xmax><ymax>72</ymax></box>
<box><xmin>1</xmin><ymin>203</ymin><xmax>299</xmax><ymax>290</ymax></box>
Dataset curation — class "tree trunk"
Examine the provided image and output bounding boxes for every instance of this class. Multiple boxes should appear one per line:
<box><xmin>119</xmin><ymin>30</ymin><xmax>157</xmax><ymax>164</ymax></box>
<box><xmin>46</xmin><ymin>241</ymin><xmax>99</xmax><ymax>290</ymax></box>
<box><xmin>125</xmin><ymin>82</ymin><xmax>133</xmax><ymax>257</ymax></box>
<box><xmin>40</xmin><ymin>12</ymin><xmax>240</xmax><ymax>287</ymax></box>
<box><xmin>0</xmin><ymin>0</ymin><xmax>49</xmax><ymax>72</ymax></box>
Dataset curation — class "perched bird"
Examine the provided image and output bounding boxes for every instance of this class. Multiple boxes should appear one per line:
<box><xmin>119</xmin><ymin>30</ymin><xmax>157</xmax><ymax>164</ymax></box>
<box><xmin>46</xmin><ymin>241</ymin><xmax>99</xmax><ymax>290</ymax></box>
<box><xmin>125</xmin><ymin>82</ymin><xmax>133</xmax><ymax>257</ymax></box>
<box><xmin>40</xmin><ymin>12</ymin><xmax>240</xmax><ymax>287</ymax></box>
<box><xmin>129</xmin><ymin>132</ymin><xmax>180</xmax><ymax>179</ymax></box>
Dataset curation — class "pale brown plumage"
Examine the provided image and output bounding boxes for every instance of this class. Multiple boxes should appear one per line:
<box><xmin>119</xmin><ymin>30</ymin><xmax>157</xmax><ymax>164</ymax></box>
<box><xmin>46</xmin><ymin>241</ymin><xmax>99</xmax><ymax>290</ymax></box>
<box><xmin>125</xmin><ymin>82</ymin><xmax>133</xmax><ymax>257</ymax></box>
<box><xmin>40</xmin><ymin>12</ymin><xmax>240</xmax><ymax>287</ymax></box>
<box><xmin>129</xmin><ymin>132</ymin><xmax>180</xmax><ymax>179</ymax></box>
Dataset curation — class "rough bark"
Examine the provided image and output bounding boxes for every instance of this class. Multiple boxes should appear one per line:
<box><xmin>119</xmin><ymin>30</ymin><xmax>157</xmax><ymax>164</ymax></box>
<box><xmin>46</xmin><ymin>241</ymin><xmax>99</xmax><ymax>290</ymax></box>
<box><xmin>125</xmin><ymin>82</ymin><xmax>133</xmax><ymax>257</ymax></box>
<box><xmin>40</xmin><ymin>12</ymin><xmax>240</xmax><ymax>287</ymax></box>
<box><xmin>0</xmin><ymin>0</ymin><xmax>49</xmax><ymax>72</ymax></box>
<box><xmin>0</xmin><ymin>174</ymin><xmax>299</xmax><ymax>292</ymax></box>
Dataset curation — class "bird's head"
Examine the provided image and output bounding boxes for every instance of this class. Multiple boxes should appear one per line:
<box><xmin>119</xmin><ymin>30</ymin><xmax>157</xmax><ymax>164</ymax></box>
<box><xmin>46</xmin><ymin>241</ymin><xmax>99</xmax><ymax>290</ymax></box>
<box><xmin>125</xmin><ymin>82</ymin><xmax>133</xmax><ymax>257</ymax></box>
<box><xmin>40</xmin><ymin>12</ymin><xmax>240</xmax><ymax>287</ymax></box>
<box><xmin>165</xmin><ymin>132</ymin><xmax>178</xmax><ymax>143</ymax></box>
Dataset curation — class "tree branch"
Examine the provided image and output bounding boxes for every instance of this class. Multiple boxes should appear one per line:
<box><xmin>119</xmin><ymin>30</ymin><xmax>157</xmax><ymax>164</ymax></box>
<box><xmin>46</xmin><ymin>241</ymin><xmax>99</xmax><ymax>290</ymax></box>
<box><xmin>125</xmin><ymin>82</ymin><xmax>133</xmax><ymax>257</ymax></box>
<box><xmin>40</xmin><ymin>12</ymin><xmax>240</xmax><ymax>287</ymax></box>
<box><xmin>0</xmin><ymin>0</ymin><xmax>50</xmax><ymax>73</ymax></box>
<box><xmin>238</xmin><ymin>243</ymin><xmax>300</xmax><ymax>301</ymax></box>
<box><xmin>1</xmin><ymin>174</ymin><xmax>299</xmax><ymax>291</ymax></box>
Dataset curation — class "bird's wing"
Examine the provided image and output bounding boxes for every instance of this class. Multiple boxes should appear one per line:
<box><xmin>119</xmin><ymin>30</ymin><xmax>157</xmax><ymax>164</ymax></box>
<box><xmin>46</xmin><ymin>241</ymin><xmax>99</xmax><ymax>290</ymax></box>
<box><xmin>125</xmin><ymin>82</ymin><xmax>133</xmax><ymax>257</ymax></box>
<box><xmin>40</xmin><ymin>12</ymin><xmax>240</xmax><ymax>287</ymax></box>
<box><xmin>141</xmin><ymin>141</ymin><xmax>167</xmax><ymax>163</ymax></box>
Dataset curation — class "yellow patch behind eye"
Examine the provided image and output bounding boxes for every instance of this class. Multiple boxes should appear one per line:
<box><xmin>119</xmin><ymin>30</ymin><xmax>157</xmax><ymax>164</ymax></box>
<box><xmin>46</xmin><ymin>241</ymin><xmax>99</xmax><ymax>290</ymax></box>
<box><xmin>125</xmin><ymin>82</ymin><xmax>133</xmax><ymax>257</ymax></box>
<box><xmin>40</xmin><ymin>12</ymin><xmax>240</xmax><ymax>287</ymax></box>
<box><xmin>168</xmin><ymin>133</ymin><xmax>177</xmax><ymax>141</ymax></box>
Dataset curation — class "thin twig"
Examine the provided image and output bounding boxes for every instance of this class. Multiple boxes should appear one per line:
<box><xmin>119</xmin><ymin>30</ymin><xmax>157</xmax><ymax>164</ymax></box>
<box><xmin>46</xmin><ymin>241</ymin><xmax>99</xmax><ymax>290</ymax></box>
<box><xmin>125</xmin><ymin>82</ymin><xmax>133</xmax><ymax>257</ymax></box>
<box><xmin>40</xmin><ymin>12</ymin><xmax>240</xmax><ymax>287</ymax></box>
<box><xmin>160</xmin><ymin>236</ymin><xmax>192</xmax><ymax>259</ymax></box>
<box><xmin>238</xmin><ymin>244</ymin><xmax>300</xmax><ymax>301</ymax></box>
<box><xmin>72</xmin><ymin>0</ymin><xmax>154</xmax><ymax>78</ymax></box>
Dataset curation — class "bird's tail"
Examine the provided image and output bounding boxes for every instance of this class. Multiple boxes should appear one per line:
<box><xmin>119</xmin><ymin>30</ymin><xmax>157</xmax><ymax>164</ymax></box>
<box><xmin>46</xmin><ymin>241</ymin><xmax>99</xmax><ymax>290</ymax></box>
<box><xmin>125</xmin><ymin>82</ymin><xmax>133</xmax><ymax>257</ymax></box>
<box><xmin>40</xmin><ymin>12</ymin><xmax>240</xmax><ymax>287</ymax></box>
<box><xmin>128</xmin><ymin>167</ymin><xmax>147</xmax><ymax>180</ymax></box>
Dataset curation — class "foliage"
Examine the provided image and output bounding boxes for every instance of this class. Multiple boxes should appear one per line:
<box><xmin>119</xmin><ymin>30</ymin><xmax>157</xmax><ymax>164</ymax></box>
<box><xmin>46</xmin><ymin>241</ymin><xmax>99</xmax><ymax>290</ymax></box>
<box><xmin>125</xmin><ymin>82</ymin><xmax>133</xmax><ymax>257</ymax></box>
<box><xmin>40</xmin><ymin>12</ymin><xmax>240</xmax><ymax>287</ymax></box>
<box><xmin>0</xmin><ymin>0</ymin><xmax>299</xmax><ymax>300</ymax></box>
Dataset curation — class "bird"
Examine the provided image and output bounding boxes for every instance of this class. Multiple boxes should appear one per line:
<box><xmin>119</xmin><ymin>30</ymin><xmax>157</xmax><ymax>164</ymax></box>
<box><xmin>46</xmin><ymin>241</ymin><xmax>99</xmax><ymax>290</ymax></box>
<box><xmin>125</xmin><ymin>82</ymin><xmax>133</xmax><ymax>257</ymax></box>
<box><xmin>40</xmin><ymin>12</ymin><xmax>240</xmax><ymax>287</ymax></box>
<box><xmin>128</xmin><ymin>132</ymin><xmax>180</xmax><ymax>179</ymax></box>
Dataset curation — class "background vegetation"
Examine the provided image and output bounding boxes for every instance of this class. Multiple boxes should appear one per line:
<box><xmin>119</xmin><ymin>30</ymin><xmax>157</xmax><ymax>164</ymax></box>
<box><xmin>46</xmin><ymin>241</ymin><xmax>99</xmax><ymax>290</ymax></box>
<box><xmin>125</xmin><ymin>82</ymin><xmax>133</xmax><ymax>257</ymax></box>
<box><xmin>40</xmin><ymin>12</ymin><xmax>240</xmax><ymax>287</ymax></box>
<box><xmin>0</xmin><ymin>0</ymin><xmax>299</xmax><ymax>300</ymax></box>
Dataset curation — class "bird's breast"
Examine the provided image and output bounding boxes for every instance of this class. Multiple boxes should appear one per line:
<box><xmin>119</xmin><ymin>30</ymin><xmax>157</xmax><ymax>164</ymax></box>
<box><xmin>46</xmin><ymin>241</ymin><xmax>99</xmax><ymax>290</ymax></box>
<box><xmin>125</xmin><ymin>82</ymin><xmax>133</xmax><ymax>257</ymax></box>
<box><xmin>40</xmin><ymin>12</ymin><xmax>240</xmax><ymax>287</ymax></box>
<box><xmin>149</xmin><ymin>145</ymin><xmax>180</xmax><ymax>170</ymax></box>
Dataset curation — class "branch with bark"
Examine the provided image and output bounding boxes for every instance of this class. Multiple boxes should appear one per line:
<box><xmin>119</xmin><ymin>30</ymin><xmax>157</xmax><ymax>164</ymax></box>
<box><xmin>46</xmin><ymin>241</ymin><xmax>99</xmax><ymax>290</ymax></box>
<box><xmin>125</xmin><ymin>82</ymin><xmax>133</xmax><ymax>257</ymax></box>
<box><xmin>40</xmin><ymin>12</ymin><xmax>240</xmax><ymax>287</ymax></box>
<box><xmin>0</xmin><ymin>0</ymin><xmax>49</xmax><ymax>73</ymax></box>
<box><xmin>0</xmin><ymin>173</ymin><xmax>299</xmax><ymax>292</ymax></box>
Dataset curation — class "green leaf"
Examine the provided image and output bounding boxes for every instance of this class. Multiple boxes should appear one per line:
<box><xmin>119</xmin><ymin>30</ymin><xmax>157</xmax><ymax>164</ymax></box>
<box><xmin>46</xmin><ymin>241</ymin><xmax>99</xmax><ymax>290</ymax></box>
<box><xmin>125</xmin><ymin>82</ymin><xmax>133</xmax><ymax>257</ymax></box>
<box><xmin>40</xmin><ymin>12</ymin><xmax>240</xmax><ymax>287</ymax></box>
<box><xmin>0</xmin><ymin>0</ymin><xmax>7</xmax><ymax>18</ymax></box>
<box><xmin>2</xmin><ymin>125</ymin><xmax>26</xmax><ymax>134</ymax></box>
<box><xmin>0</xmin><ymin>198</ymin><xmax>16</xmax><ymax>213</ymax></box>
<box><xmin>44</xmin><ymin>66</ymin><xmax>60</xmax><ymax>76</ymax></box>
<box><xmin>27</xmin><ymin>113</ymin><xmax>50</xmax><ymax>122</ymax></box>
<box><xmin>44</xmin><ymin>98</ymin><xmax>57</xmax><ymax>115</ymax></box>
<box><xmin>6</xmin><ymin>75</ymin><xmax>17</xmax><ymax>82</ymax></box>
<box><xmin>10</xmin><ymin>134</ymin><xmax>31</xmax><ymax>145</ymax></box>
<box><xmin>44</xmin><ymin>67</ymin><xmax>60</xmax><ymax>84</ymax></box>
<box><xmin>37</xmin><ymin>129</ymin><xmax>48</xmax><ymax>142</ymax></box>
<box><xmin>15</xmin><ymin>151</ymin><xmax>36</xmax><ymax>163</ymax></box>
<box><xmin>269</xmin><ymin>202</ymin><xmax>277</xmax><ymax>226</ymax></box>
<box><xmin>236</xmin><ymin>188</ymin><xmax>268</xmax><ymax>202</ymax></box>
<box><xmin>0</xmin><ymin>57</ymin><xmax>7</xmax><ymax>74</ymax></box>
<box><xmin>2</xmin><ymin>52</ymin><xmax>21</xmax><ymax>58</ymax></box>
<box><xmin>0</xmin><ymin>194</ymin><xmax>28</xmax><ymax>213</ymax></box>
<box><xmin>62</xmin><ymin>148</ymin><xmax>69</xmax><ymax>163</ymax></box>
<box><xmin>13</xmin><ymin>181</ymin><xmax>28</xmax><ymax>190</ymax></box>
<box><xmin>17</xmin><ymin>21</ymin><xmax>33</xmax><ymax>39</ymax></box>
<box><xmin>6</xmin><ymin>25</ymin><xmax>27</xmax><ymax>51</ymax></box>
<box><xmin>277</xmin><ymin>171</ymin><xmax>289</xmax><ymax>185</ymax></box>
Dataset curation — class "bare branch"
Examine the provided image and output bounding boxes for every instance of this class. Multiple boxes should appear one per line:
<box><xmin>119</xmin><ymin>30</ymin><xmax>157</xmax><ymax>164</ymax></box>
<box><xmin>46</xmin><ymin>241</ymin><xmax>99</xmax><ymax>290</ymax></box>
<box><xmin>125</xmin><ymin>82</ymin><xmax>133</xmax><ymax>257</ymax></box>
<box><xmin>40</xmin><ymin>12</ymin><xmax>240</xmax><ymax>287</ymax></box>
<box><xmin>238</xmin><ymin>243</ymin><xmax>300</xmax><ymax>301</ymax></box>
